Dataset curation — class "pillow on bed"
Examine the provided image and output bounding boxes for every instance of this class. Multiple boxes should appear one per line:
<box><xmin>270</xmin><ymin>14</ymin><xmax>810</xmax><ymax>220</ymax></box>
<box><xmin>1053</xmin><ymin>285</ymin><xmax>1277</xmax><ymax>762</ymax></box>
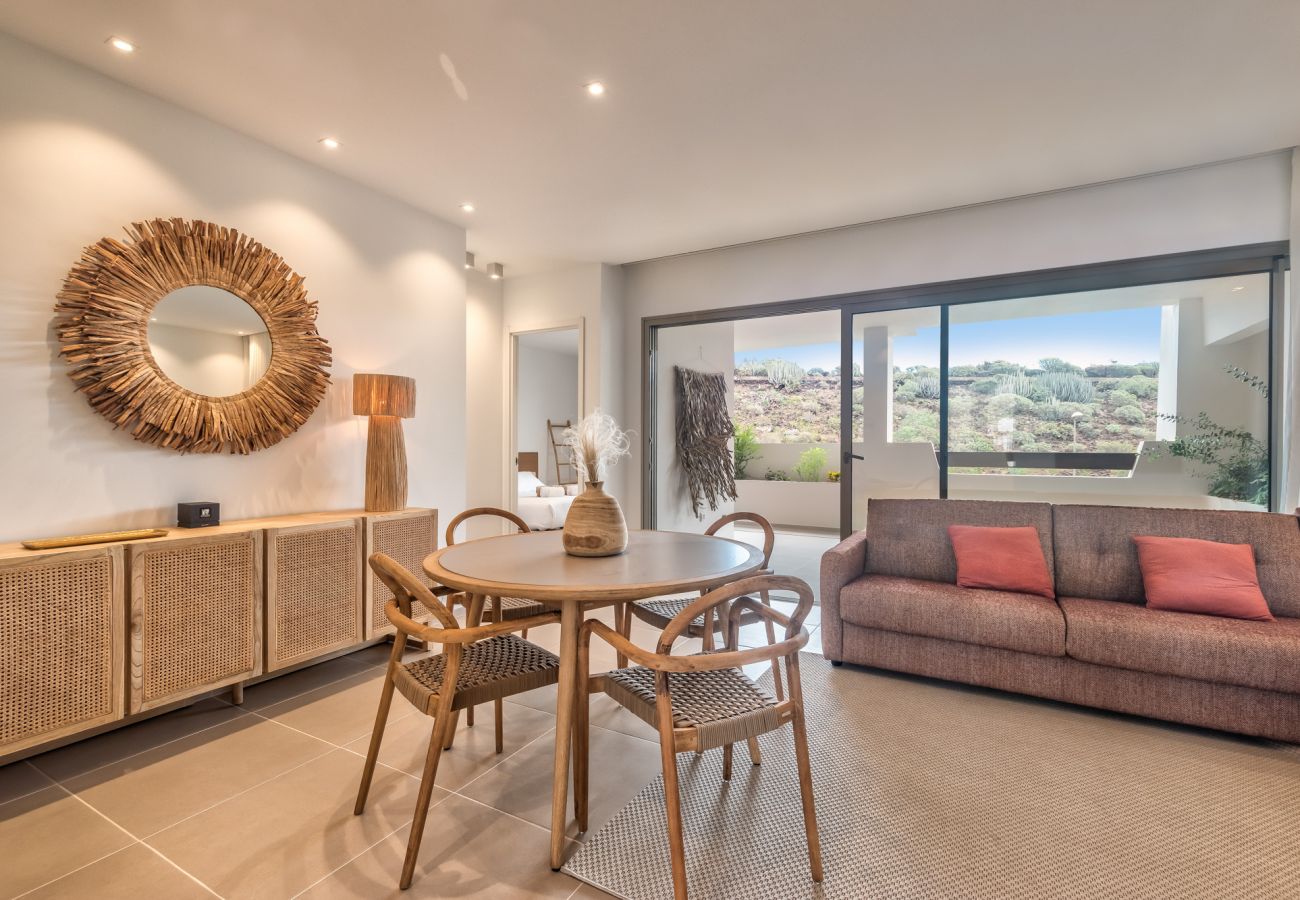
<box><xmin>537</xmin><ymin>485</ymin><xmax>565</xmax><ymax>498</ymax></box>
<box><xmin>565</xmin><ymin>484</ymin><xmax>580</xmax><ymax>496</ymax></box>
<box><xmin>518</xmin><ymin>471</ymin><xmax>545</xmax><ymax>497</ymax></box>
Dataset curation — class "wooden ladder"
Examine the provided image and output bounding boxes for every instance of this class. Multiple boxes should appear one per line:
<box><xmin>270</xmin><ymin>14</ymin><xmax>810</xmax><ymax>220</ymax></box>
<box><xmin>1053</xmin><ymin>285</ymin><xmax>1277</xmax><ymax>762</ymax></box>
<box><xmin>547</xmin><ymin>419</ymin><xmax>579</xmax><ymax>486</ymax></box>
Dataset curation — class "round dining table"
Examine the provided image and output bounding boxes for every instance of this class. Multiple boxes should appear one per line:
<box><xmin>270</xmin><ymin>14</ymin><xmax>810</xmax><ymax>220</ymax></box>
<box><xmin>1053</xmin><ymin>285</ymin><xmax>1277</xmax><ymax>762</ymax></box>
<box><xmin>423</xmin><ymin>528</ymin><xmax>765</xmax><ymax>869</ymax></box>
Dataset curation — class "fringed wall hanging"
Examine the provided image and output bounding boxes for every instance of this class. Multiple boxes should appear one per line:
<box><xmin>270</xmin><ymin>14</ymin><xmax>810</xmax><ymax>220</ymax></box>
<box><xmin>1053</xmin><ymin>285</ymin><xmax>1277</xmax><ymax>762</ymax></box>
<box><xmin>675</xmin><ymin>365</ymin><xmax>738</xmax><ymax>518</ymax></box>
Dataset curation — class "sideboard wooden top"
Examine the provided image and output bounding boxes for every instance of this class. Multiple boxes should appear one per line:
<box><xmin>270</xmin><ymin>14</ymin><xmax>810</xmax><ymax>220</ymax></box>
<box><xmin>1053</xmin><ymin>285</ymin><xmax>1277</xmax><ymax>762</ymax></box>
<box><xmin>0</xmin><ymin>508</ymin><xmax>436</xmax><ymax>561</ymax></box>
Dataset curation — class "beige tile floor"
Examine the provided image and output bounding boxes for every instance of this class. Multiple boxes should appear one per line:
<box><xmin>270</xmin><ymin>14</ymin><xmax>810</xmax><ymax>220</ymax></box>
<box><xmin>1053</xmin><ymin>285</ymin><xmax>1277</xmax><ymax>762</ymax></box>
<box><xmin>0</xmin><ymin>580</ymin><xmax>825</xmax><ymax>900</ymax></box>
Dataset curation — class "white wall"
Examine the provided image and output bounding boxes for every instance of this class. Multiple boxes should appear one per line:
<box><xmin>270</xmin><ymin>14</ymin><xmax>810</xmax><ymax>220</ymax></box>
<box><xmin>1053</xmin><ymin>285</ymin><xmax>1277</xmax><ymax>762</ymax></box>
<box><xmin>148</xmin><ymin>323</ymin><xmax>249</xmax><ymax>397</ymax></box>
<box><xmin>465</xmin><ymin>270</ymin><xmax>505</xmax><ymax>536</ymax></box>
<box><xmin>515</xmin><ymin>341</ymin><xmax>580</xmax><ymax>483</ymax></box>
<box><xmin>623</xmin><ymin>152</ymin><xmax>1294</xmax><ymax>524</ymax></box>
<box><xmin>0</xmin><ymin>34</ymin><xmax>466</xmax><ymax>539</ymax></box>
<box><xmin>653</xmin><ymin>321</ymin><xmax>736</xmax><ymax>532</ymax></box>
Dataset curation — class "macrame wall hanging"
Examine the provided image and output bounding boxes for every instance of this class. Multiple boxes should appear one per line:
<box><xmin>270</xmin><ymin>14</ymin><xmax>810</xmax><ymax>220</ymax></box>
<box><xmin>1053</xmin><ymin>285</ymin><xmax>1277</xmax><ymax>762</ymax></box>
<box><xmin>675</xmin><ymin>365</ymin><xmax>738</xmax><ymax>518</ymax></box>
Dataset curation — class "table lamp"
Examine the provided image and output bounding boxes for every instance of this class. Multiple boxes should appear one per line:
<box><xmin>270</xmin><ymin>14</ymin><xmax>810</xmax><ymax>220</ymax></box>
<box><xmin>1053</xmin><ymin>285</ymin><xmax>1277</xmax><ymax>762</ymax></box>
<box><xmin>353</xmin><ymin>374</ymin><xmax>416</xmax><ymax>512</ymax></box>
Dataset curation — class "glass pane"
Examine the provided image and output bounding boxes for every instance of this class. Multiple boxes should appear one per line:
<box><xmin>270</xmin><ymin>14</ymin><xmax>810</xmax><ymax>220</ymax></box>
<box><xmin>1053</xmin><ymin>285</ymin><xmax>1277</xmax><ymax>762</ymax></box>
<box><xmin>945</xmin><ymin>273</ymin><xmax>1270</xmax><ymax>509</ymax></box>
<box><xmin>848</xmin><ymin>306</ymin><xmax>942</xmax><ymax>532</ymax></box>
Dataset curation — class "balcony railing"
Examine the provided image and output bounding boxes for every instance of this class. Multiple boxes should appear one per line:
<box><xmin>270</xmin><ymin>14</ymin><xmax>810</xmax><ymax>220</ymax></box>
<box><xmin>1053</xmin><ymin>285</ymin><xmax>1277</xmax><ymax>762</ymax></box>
<box><xmin>944</xmin><ymin>451</ymin><xmax>1139</xmax><ymax>471</ymax></box>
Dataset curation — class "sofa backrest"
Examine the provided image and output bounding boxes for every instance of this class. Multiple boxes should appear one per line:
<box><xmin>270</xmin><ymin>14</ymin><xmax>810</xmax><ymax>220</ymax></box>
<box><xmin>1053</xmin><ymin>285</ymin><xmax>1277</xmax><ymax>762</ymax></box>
<box><xmin>1053</xmin><ymin>504</ymin><xmax>1300</xmax><ymax>617</ymax></box>
<box><xmin>866</xmin><ymin>498</ymin><xmax>1054</xmax><ymax>585</ymax></box>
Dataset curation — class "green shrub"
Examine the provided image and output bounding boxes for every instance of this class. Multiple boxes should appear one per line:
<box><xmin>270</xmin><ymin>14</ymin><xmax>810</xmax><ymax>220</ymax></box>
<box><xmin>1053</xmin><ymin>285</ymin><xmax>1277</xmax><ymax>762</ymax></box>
<box><xmin>1085</xmin><ymin>363</ymin><xmax>1140</xmax><ymax>378</ymax></box>
<box><xmin>736</xmin><ymin>359</ymin><xmax>766</xmax><ymax>377</ymax></box>
<box><xmin>1106</xmin><ymin>389</ymin><xmax>1138</xmax><ymax>407</ymax></box>
<box><xmin>986</xmin><ymin>393</ymin><xmax>1037</xmax><ymax>418</ymax></box>
<box><xmin>914</xmin><ymin>375</ymin><xmax>940</xmax><ymax>399</ymax></box>
<box><xmin>1105</xmin><ymin>423</ymin><xmax>1125</xmax><ymax>435</ymax></box>
<box><xmin>764</xmin><ymin>468</ymin><xmax>790</xmax><ymax>481</ymax></box>
<box><xmin>1039</xmin><ymin>357</ymin><xmax>1083</xmax><ymax>374</ymax></box>
<box><xmin>996</xmin><ymin>373</ymin><xmax>1044</xmax><ymax>400</ymax></box>
<box><xmin>765</xmin><ymin>359</ymin><xmax>806</xmax><ymax>390</ymax></box>
<box><xmin>1039</xmin><ymin>372</ymin><xmax>1095</xmax><ymax>403</ymax></box>
<box><xmin>1114</xmin><ymin>404</ymin><xmax>1146</xmax><ymax>425</ymax></box>
<box><xmin>1118</xmin><ymin>375</ymin><xmax>1159</xmax><ymax>399</ymax></box>
<box><xmin>895</xmin><ymin>410</ymin><xmax>939</xmax><ymax>444</ymax></box>
<box><xmin>806</xmin><ymin>367</ymin><xmax>828</xmax><ymax>377</ymax></box>
<box><xmin>1137</xmin><ymin>362</ymin><xmax>1160</xmax><ymax>377</ymax></box>
<box><xmin>793</xmin><ymin>447</ymin><xmax>828</xmax><ymax>482</ymax></box>
<box><xmin>1033</xmin><ymin>422</ymin><xmax>1073</xmax><ymax>441</ymax></box>
<box><xmin>733</xmin><ymin>424</ymin><xmax>760</xmax><ymax>480</ymax></box>
<box><xmin>970</xmin><ymin>378</ymin><xmax>1000</xmax><ymax>395</ymax></box>
<box><xmin>1035</xmin><ymin>400</ymin><xmax>1090</xmax><ymax>421</ymax></box>
<box><xmin>1096</xmin><ymin>440</ymin><xmax>1136</xmax><ymax>453</ymax></box>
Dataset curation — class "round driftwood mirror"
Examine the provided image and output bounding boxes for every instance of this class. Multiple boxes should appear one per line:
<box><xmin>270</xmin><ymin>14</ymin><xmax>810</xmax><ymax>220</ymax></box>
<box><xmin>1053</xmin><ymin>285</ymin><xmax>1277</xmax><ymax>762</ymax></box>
<box><xmin>55</xmin><ymin>218</ymin><xmax>332</xmax><ymax>454</ymax></box>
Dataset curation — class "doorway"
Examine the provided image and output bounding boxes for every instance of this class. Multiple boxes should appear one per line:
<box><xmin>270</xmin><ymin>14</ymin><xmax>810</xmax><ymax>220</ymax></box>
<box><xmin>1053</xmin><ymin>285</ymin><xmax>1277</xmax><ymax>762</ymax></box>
<box><xmin>510</xmin><ymin>323</ymin><xmax>584</xmax><ymax>531</ymax></box>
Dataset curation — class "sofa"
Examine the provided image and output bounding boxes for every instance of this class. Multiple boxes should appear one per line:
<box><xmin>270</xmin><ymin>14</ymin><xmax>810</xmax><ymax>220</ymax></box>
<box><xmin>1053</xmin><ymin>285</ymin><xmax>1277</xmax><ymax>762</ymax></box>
<box><xmin>821</xmin><ymin>498</ymin><xmax>1300</xmax><ymax>742</ymax></box>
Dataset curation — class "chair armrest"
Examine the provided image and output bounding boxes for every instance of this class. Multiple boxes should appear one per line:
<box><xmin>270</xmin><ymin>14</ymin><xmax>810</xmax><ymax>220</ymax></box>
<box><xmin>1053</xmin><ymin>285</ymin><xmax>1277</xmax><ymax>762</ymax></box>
<box><xmin>820</xmin><ymin>530</ymin><xmax>867</xmax><ymax>661</ymax></box>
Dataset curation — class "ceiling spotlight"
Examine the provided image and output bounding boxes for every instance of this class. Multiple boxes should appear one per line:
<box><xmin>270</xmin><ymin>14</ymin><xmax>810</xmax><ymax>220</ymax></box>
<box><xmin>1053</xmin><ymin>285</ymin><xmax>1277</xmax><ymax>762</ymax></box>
<box><xmin>1232</xmin><ymin>285</ymin><xmax>1245</xmax><ymax>292</ymax></box>
<box><xmin>107</xmin><ymin>36</ymin><xmax>136</xmax><ymax>53</ymax></box>
<box><xmin>318</xmin><ymin>137</ymin><xmax>341</xmax><ymax>150</ymax></box>
<box><xmin>585</xmin><ymin>81</ymin><xmax>606</xmax><ymax>97</ymax></box>
<box><xmin>488</xmin><ymin>262</ymin><xmax>504</xmax><ymax>280</ymax></box>
<box><xmin>465</xmin><ymin>251</ymin><xmax>475</xmax><ymax>270</ymax></box>
<box><xmin>459</xmin><ymin>202</ymin><xmax>475</xmax><ymax>213</ymax></box>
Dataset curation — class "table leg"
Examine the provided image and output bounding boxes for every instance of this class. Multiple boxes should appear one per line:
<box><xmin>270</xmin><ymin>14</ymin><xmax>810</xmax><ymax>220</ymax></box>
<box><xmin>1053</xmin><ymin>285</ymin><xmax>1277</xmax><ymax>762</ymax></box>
<box><xmin>549</xmin><ymin>600</ymin><xmax>580</xmax><ymax>870</ymax></box>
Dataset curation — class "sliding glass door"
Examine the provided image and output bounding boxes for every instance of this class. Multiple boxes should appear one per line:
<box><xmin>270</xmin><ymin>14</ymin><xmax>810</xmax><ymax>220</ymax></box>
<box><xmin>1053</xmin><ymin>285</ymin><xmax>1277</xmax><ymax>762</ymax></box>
<box><xmin>841</xmin><ymin>306</ymin><xmax>941</xmax><ymax>533</ymax></box>
<box><xmin>839</xmin><ymin>270</ymin><xmax>1274</xmax><ymax>534</ymax></box>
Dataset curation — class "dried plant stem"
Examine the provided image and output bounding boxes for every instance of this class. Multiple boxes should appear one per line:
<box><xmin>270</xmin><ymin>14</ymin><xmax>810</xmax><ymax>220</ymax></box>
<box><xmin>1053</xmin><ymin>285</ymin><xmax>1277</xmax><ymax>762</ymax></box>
<box><xmin>675</xmin><ymin>366</ymin><xmax>737</xmax><ymax>518</ymax></box>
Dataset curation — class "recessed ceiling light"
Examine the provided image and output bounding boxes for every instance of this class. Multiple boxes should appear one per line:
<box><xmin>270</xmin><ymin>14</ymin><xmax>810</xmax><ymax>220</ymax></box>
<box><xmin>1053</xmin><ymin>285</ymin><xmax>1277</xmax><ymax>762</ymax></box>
<box><xmin>464</xmin><ymin>251</ymin><xmax>475</xmax><ymax>270</ymax></box>
<box><xmin>318</xmin><ymin>137</ymin><xmax>340</xmax><ymax>150</ymax></box>
<box><xmin>585</xmin><ymin>81</ymin><xmax>606</xmax><ymax>97</ymax></box>
<box><xmin>1231</xmin><ymin>285</ymin><xmax>1245</xmax><ymax>292</ymax></box>
<box><xmin>107</xmin><ymin>36</ymin><xmax>136</xmax><ymax>53</ymax></box>
<box><xmin>488</xmin><ymin>262</ymin><xmax>504</xmax><ymax>280</ymax></box>
<box><xmin>459</xmin><ymin>202</ymin><xmax>475</xmax><ymax>213</ymax></box>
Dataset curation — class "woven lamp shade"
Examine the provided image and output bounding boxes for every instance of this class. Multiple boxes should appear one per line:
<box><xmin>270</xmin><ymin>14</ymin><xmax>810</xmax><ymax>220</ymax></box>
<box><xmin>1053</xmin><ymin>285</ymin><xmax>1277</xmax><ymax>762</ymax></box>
<box><xmin>353</xmin><ymin>374</ymin><xmax>416</xmax><ymax>418</ymax></box>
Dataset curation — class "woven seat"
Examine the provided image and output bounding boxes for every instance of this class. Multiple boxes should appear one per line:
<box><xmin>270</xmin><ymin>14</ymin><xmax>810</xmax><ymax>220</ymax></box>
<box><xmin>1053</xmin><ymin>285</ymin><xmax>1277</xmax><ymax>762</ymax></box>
<box><xmin>602</xmin><ymin>664</ymin><xmax>781</xmax><ymax>751</ymax></box>
<box><xmin>633</xmin><ymin>593</ymin><xmax>765</xmax><ymax>634</ymax></box>
<box><xmin>395</xmin><ymin>634</ymin><xmax>560</xmax><ymax>714</ymax></box>
<box><xmin>475</xmin><ymin>595</ymin><xmax>550</xmax><ymax>621</ymax></box>
<box><xmin>355</xmin><ymin>553</ymin><xmax>562</xmax><ymax>891</ymax></box>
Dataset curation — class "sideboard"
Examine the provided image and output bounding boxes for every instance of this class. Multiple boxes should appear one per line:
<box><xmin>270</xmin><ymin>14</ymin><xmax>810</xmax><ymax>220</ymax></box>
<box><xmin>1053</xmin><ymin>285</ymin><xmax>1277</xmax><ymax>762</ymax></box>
<box><xmin>0</xmin><ymin>507</ymin><xmax>436</xmax><ymax>762</ymax></box>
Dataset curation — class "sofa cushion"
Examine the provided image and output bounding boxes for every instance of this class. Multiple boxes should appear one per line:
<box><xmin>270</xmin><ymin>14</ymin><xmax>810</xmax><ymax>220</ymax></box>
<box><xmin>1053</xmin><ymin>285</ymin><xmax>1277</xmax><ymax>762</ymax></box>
<box><xmin>867</xmin><ymin>498</ymin><xmax>1053</xmax><ymax>584</ymax></box>
<box><xmin>1053</xmin><ymin>505</ymin><xmax>1300</xmax><ymax>617</ymax></box>
<box><xmin>840</xmin><ymin>573</ymin><xmax>1066</xmax><ymax>657</ymax></box>
<box><xmin>1060</xmin><ymin>596</ymin><xmax>1300</xmax><ymax>694</ymax></box>
<box><xmin>949</xmin><ymin>524</ymin><xmax>1056</xmax><ymax>598</ymax></box>
<box><xmin>1134</xmin><ymin>535</ymin><xmax>1273</xmax><ymax>621</ymax></box>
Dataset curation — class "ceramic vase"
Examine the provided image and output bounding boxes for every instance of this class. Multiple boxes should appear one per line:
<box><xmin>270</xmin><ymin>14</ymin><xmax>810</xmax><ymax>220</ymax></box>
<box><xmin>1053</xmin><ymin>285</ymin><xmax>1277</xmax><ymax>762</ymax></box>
<box><xmin>562</xmin><ymin>481</ymin><xmax>628</xmax><ymax>557</ymax></box>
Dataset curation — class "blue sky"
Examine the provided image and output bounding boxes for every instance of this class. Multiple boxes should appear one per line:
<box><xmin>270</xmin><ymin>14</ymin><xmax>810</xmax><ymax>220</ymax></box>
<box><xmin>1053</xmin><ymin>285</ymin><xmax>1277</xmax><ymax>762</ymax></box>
<box><xmin>735</xmin><ymin>307</ymin><xmax>1162</xmax><ymax>371</ymax></box>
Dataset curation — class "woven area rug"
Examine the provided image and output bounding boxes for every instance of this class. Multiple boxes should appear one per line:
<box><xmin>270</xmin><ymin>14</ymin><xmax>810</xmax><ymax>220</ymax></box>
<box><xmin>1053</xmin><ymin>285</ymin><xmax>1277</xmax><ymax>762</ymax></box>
<box><xmin>564</xmin><ymin>655</ymin><xmax>1300</xmax><ymax>899</ymax></box>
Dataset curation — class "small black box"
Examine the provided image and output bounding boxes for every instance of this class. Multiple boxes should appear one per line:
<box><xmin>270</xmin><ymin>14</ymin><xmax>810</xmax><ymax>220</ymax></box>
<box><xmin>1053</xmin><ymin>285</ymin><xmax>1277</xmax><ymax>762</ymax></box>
<box><xmin>177</xmin><ymin>501</ymin><xmax>220</xmax><ymax>528</ymax></box>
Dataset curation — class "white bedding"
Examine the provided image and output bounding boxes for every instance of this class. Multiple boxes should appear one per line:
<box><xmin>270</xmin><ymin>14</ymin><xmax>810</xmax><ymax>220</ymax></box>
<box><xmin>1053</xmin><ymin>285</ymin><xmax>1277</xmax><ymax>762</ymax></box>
<box><xmin>517</xmin><ymin>494</ymin><xmax>574</xmax><ymax>531</ymax></box>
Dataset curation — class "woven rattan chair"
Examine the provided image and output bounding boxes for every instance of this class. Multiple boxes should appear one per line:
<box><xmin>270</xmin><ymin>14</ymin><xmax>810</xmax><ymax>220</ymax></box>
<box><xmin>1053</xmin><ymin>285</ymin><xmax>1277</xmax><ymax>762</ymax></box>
<box><xmin>443</xmin><ymin>507</ymin><xmax>550</xmax><ymax>632</ymax></box>
<box><xmin>578</xmin><ymin>574</ymin><xmax>823</xmax><ymax>900</ymax></box>
<box><xmin>617</xmin><ymin>512</ymin><xmax>785</xmax><ymax>700</ymax></box>
<box><xmin>355</xmin><ymin>553</ymin><xmax>562</xmax><ymax>890</ymax></box>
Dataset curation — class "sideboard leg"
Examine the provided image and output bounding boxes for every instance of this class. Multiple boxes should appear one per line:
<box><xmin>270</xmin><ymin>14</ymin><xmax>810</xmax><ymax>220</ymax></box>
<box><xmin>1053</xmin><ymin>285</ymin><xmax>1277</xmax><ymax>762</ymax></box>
<box><xmin>230</xmin><ymin>683</ymin><xmax>245</xmax><ymax>705</ymax></box>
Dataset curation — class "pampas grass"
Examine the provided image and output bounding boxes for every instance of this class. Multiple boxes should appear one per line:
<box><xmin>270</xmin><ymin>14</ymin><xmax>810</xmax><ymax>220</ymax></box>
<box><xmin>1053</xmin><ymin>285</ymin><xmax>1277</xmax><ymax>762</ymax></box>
<box><xmin>562</xmin><ymin>410</ymin><xmax>631</xmax><ymax>485</ymax></box>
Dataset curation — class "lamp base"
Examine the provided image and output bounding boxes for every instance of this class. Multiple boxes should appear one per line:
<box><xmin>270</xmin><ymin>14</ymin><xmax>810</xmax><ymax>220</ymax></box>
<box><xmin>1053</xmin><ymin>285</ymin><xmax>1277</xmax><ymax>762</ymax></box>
<box><xmin>365</xmin><ymin>415</ymin><xmax>408</xmax><ymax>512</ymax></box>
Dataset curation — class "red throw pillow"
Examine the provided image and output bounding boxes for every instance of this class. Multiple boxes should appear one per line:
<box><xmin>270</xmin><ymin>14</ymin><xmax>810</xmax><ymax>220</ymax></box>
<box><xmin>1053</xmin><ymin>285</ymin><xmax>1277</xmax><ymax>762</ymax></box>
<box><xmin>948</xmin><ymin>525</ymin><xmax>1055</xmax><ymax>599</ymax></box>
<box><xmin>1134</xmin><ymin>536</ymin><xmax>1274</xmax><ymax>621</ymax></box>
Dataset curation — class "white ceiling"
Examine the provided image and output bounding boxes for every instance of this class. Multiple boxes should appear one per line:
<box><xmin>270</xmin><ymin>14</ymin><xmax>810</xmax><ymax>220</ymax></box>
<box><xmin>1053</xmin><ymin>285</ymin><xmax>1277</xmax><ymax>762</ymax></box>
<box><xmin>3</xmin><ymin>1</ymin><xmax>1299</xmax><ymax>274</ymax></box>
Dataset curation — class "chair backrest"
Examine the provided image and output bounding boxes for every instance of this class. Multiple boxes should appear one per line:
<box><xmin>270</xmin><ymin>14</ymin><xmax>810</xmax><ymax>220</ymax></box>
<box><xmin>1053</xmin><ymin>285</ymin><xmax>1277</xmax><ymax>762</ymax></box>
<box><xmin>369</xmin><ymin>552</ymin><xmax>458</xmax><ymax>636</ymax></box>
<box><xmin>705</xmin><ymin>511</ymin><xmax>775</xmax><ymax>568</ymax></box>
<box><xmin>657</xmin><ymin>574</ymin><xmax>814</xmax><ymax>657</ymax></box>
<box><xmin>444</xmin><ymin>507</ymin><xmax>530</xmax><ymax>547</ymax></box>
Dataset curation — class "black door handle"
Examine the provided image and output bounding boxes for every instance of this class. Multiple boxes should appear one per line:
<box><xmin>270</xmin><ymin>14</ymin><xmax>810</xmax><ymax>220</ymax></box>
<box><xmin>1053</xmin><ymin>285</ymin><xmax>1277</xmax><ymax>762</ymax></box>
<box><xmin>844</xmin><ymin>452</ymin><xmax>865</xmax><ymax>463</ymax></box>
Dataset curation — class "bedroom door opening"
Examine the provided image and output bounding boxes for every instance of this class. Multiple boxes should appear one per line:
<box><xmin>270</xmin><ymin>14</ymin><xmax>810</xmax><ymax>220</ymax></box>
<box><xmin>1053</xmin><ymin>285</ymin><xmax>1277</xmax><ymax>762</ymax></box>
<box><xmin>510</xmin><ymin>324</ymin><xmax>584</xmax><ymax>532</ymax></box>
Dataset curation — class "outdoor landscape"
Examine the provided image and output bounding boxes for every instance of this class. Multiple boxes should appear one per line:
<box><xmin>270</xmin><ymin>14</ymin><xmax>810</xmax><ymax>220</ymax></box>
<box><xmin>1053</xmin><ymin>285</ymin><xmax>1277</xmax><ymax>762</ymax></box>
<box><xmin>733</xmin><ymin>356</ymin><xmax>1160</xmax><ymax>454</ymax></box>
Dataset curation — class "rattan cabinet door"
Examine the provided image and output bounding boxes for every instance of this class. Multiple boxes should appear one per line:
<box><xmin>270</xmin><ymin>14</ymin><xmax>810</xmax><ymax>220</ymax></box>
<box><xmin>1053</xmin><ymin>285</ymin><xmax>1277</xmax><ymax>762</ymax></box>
<box><xmin>128</xmin><ymin>532</ymin><xmax>262</xmax><ymax>713</ymax></box>
<box><xmin>363</xmin><ymin>509</ymin><xmax>437</xmax><ymax>640</ymax></box>
<box><xmin>266</xmin><ymin>518</ymin><xmax>363</xmax><ymax>671</ymax></box>
<box><xmin>0</xmin><ymin>546</ymin><xmax>125</xmax><ymax>756</ymax></box>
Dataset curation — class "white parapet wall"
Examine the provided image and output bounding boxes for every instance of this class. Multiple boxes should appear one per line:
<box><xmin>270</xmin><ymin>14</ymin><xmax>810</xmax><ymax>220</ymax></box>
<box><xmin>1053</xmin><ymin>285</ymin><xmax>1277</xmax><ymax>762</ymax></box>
<box><xmin>736</xmin><ymin>479</ymin><xmax>840</xmax><ymax>529</ymax></box>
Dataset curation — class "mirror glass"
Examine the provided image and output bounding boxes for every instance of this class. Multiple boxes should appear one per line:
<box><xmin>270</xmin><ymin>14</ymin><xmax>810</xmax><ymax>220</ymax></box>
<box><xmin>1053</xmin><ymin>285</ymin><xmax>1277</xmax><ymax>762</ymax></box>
<box><xmin>148</xmin><ymin>285</ymin><xmax>271</xmax><ymax>396</ymax></box>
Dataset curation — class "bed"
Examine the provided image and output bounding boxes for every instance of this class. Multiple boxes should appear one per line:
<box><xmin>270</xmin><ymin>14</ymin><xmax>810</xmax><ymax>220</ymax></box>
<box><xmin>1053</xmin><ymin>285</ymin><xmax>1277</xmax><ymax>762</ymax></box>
<box><xmin>516</xmin><ymin>469</ymin><xmax>575</xmax><ymax>531</ymax></box>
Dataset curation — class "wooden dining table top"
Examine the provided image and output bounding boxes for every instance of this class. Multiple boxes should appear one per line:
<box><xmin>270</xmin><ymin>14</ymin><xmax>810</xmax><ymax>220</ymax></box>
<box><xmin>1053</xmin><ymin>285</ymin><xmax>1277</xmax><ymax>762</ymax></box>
<box><xmin>423</xmin><ymin>528</ymin><xmax>765</xmax><ymax>602</ymax></box>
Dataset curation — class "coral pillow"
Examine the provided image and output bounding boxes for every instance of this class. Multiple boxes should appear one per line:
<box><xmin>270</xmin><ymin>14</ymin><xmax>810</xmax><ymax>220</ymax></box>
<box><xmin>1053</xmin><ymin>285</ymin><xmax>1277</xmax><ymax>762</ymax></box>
<box><xmin>947</xmin><ymin>525</ymin><xmax>1055</xmax><ymax>599</ymax></box>
<box><xmin>1134</xmin><ymin>536</ymin><xmax>1274</xmax><ymax>621</ymax></box>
